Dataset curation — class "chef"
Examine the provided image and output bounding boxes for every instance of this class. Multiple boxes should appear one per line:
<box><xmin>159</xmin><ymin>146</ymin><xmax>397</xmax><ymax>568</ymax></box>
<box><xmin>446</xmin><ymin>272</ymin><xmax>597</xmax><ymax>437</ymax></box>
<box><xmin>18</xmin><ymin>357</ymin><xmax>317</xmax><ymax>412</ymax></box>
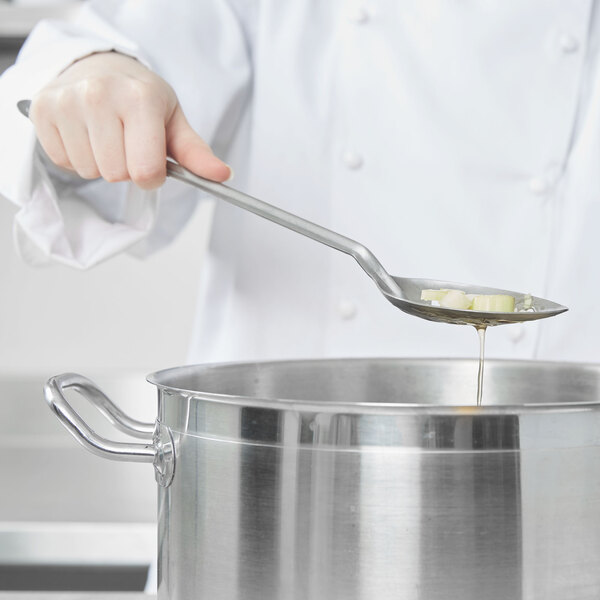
<box><xmin>0</xmin><ymin>0</ymin><xmax>598</xmax><ymax>363</ymax></box>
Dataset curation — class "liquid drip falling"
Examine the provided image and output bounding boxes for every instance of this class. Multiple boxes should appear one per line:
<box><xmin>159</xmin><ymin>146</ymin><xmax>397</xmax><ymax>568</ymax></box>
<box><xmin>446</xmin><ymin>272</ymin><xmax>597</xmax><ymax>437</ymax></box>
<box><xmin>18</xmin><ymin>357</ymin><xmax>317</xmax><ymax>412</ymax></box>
<box><xmin>476</xmin><ymin>326</ymin><xmax>486</xmax><ymax>407</ymax></box>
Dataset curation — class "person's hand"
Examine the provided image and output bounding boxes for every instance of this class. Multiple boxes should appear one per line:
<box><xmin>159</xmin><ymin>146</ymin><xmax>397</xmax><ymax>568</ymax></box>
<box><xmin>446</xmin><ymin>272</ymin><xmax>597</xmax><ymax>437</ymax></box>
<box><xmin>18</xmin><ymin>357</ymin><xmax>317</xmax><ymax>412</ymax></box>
<box><xmin>29</xmin><ymin>51</ymin><xmax>231</xmax><ymax>189</ymax></box>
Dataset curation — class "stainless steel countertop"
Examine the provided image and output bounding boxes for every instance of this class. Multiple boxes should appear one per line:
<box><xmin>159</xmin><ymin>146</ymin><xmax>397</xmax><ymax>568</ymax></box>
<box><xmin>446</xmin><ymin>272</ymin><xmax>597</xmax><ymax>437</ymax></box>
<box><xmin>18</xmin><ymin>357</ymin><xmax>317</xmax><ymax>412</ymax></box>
<box><xmin>0</xmin><ymin>522</ymin><xmax>155</xmax><ymax>566</ymax></box>
<box><xmin>0</xmin><ymin>595</ymin><xmax>153</xmax><ymax>599</ymax></box>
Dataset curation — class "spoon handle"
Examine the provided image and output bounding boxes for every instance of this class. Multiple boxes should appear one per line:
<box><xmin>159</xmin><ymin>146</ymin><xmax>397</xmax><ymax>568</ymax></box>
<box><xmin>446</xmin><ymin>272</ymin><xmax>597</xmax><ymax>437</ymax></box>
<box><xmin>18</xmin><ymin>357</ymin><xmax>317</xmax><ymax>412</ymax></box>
<box><xmin>16</xmin><ymin>99</ymin><xmax>401</xmax><ymax>297</ymax></box>
<box><xmin>17</xmin><ymin>99</ymin><xmax>31</xmax><ymax>118</ymax></box>
<box><xmin>167</xmin><ymin>161</ymin><xmax>402</xmax><ymax>297</ymax></box>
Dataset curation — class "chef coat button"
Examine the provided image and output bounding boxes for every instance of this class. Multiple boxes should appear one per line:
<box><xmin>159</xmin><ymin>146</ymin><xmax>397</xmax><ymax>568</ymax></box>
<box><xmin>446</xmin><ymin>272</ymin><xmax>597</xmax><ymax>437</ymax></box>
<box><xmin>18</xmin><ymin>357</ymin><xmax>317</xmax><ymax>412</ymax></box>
<box><xmin>559</xmin><ymin>33</ymin><xmax>580</xmax><ymax>54</ymax></box>
<box><xmin>507</xmin><ymin>323</ymin><xmax>526</xmax><ymax>343</ymax></box>
<box><xmin>528</xmin><ymin>176</ymin><xmax>549</xmax><ymax>195</ymax></box>
<box><xmin>348</xmin><ymin>7</ymin><xmax>370</xmax><ymax>24</ymax></box>
<box><xmin>338</xmin><ymin>300</ymin><xmax>358</xmax><ymax>320</ymax></box>
<box><xmin>342</xmin><ymin>151</ymin><xmax>364</xmax><ymax>170</ymax></box>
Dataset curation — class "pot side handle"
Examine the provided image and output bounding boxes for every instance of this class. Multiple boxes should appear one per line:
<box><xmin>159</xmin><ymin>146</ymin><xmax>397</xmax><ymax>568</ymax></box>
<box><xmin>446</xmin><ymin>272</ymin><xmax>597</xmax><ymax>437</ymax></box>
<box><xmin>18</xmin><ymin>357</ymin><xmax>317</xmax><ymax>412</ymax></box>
<box><xmin>44</xmin><ymin>373</ymin><xmax>155</xmax><ymax>463</ymax></box>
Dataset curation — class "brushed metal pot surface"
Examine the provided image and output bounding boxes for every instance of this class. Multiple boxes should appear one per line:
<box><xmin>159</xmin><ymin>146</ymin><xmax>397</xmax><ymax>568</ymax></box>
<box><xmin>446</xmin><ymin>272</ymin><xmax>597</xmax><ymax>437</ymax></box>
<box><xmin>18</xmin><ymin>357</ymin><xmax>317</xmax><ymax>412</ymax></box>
<box><xmin>45</xmin><ymin>358</ymin><xmax>600</xmax><ymax>600</ymax></box>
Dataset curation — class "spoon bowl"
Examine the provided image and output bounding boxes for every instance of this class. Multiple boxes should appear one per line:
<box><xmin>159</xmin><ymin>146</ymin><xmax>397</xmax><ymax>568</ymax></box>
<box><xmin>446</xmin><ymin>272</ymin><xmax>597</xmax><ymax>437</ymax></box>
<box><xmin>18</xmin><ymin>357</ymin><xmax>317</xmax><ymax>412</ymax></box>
<box><xmin>386</xmin><ymin>277</ymin><xmax>568</xmax><ymax>326</ymax></box>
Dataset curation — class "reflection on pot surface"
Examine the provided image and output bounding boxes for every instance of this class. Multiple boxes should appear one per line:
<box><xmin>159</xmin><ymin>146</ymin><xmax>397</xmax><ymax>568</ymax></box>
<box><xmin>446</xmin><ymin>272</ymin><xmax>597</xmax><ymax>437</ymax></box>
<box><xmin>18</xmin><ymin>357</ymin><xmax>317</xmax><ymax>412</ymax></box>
<box><xmin>46</xmin><ymin>359</ymin><xmax>600</xmax><ymax>600</ymax></box>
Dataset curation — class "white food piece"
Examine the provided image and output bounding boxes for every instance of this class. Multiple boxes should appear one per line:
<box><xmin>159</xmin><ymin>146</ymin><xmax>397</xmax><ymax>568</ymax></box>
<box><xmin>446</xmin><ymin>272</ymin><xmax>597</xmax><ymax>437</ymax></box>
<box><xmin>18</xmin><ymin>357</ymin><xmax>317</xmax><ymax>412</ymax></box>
<box><xmin>471</xmin><ymin>294</ymin><xmax>515</xmax><ymax>312</ymax></box>
<box><xmin>421</xmin><ymin>288</ymin><xmax>517</xmax><ymax>312</ymax></box>
<box><xmin>420</xmin><ymin>289</ymin><xmax>447</xmax><ymax>302</ymax></box>
<box><xmin>439</xmin><ymin>289</ymin><xmax>473</xmax><ymax>310</ymax></box>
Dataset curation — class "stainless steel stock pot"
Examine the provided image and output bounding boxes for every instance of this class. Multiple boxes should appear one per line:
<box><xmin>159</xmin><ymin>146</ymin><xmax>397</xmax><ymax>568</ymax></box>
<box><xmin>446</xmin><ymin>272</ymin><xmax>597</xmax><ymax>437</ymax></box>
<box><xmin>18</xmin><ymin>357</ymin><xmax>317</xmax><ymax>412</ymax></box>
<box><xmin>44</xmin><ymin>358</ymin><xmax>600</xmax><ymax>600</ymax></box>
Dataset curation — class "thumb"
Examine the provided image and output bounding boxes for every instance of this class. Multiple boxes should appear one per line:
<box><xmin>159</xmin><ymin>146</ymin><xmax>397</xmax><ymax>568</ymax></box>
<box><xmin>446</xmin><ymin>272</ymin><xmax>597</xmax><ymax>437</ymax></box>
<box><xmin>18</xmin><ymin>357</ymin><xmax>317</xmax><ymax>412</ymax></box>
<box><xmin>166</xmin><ymin>105</ymin><xmax>232</xmax><ymax>182</ymax></box>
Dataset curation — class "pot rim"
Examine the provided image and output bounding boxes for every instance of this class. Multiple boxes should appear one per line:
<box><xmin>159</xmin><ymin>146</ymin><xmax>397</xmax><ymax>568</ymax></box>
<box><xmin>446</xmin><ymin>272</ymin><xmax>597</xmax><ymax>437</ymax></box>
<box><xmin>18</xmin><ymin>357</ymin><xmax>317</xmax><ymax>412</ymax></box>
<box><xmin>146</xmin><ymin>357</ymin><xmax>600</xmax><ymax>415</ymax></box>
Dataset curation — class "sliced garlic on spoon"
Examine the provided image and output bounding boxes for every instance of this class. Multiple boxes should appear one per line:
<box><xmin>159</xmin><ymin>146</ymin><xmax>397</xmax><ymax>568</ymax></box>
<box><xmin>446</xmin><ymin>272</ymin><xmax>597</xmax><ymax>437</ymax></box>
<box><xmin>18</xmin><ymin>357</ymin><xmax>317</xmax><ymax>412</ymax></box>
<box><xmin>420</xmin><ymin>289</ymin><xmax>517</xmax><ymax>312</ymax></box>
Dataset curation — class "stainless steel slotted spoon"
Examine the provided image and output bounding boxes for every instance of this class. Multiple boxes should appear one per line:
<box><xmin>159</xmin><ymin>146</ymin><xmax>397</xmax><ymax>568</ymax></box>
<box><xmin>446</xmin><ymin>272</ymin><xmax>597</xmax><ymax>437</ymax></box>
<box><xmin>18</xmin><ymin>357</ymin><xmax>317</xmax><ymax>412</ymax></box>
<box><xmin>17</xmin><ymin>99</ymin><xmax>568</xmax><ymax>326</ymax></box>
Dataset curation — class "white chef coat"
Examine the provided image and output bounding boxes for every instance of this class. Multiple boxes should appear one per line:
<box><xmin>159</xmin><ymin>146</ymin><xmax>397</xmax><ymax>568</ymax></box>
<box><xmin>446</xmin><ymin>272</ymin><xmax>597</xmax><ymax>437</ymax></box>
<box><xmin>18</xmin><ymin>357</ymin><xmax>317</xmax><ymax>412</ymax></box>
<box><xmin>0</xmin><ymin>0</ymin><xmax>599</xmax><ymax>363</ymax></box>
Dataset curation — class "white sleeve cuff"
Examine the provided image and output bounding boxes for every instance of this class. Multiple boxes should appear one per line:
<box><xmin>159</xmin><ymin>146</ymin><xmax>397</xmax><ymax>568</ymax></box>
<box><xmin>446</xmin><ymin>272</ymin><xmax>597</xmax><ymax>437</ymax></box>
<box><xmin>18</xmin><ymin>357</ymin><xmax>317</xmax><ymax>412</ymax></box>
<box><xmin>13</xmin><ymin>151</ymin><xmax>159</xmax><ymax>269</ymax></box>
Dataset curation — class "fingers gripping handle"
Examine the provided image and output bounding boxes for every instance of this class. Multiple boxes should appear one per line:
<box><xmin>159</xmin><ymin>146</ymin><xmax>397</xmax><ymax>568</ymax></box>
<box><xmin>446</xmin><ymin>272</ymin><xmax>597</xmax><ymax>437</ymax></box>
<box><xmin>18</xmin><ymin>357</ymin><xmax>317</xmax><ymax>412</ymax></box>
<box><xmin>44</xmin><ymin>373</ymin><xmax>175</xmax><ymax>487</ymax></box>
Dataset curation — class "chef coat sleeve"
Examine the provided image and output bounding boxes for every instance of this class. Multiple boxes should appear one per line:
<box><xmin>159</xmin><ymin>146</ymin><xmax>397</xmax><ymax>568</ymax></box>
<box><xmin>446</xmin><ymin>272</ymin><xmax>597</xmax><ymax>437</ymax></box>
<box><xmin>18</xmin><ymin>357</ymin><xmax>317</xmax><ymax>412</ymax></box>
<box><xmin>0</xmin><ymin>0</ymin><xmax>252</xmax><ymax>269</ymax></box>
